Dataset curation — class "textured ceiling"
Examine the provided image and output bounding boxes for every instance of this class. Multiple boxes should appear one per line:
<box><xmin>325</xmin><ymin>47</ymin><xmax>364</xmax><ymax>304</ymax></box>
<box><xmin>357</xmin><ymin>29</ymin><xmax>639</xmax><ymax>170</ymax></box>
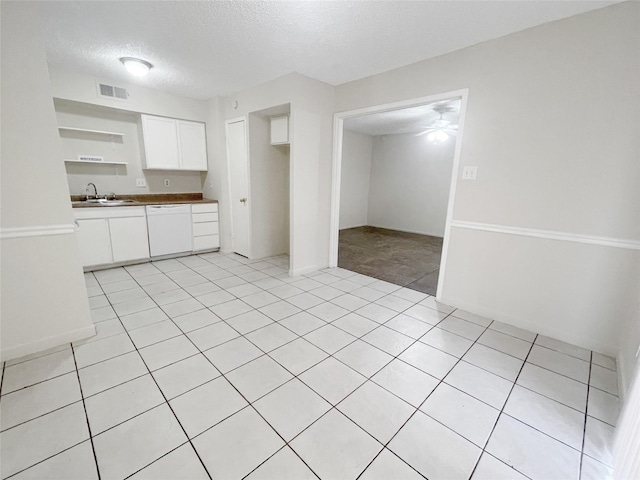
<box><xmin>37</xmin><ymin>1</ymin><xmax>620</xmax><ymax>100</ymax></box>
<box><xmin>344</xmin><ymin>99</ymin><xmax>461</xmax><ymax>136</ymax></box>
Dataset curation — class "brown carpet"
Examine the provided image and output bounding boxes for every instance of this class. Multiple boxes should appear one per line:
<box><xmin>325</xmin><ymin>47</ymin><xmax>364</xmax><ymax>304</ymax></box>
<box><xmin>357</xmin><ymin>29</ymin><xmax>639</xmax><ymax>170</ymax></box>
<box><xmin>338</xmin><ymin>226</ymin><xmax>443</xmax><ymax>296</ymax></box>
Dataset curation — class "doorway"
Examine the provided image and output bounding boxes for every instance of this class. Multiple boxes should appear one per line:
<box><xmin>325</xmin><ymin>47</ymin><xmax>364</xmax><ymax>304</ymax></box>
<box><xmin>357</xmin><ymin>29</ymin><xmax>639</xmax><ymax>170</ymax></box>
<box><xmin>225</xmin><ymin>104</ymin><xmax>291</xmax><ymax>266</ymax></box>
<box><xmin>330</xmin><ymin>90</ymin><xmax>468</xmax><ymax>298</ymax></box>
<box><xmin>226</xmin><ymin>118</ymin><xmax>251</xmax><ymax>257</ymax></box>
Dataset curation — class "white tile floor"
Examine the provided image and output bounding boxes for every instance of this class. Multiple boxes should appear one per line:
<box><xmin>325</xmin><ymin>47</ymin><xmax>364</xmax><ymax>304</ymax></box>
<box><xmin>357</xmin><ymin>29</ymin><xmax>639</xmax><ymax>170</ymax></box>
<box><xmin>0</xmin><ymin>252</ymin><xmax>620</xmax><ymax>480</ymax></box>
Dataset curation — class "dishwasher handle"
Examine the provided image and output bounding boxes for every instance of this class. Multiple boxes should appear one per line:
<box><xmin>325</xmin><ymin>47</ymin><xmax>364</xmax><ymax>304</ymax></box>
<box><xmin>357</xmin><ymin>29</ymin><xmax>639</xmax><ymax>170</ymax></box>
<box><xmin>146</xmin><ymin>204</ymin><xmax>191</xmax><ymax>215</ymax></box>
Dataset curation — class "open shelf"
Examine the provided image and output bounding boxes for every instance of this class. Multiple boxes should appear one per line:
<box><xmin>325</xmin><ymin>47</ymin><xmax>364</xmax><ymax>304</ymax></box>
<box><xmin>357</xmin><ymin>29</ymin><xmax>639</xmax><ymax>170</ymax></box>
<box><xmin>58</xmin><ymin>126</ymin><xmax>125</xmax><ymax>137</ymax></box>
<box><xmin>64</xmin><ymin>159</ymin><xmax>129</xmax><ymax>165</ymax></box>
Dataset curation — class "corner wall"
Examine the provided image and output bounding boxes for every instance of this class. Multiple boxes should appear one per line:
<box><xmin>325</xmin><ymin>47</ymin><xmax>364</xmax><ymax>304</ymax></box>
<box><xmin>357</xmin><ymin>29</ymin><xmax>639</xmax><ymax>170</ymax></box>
<box><xmin>368</xmin><ymin>133</ymin><xmax>454</xmax><ymax>237</ymax></box>
<box><xmin>339</xmin><ymin>130</ymin><xmax>373</xmax><ymax>230</ymax></box>
<box><xmin>248</xmin><ymin>113</ymin><xmax>290</xmax><ymax>259</ymax></box>
<box><xmin>1</xmin><ymin>3</ymin><xmax>95</xmax><ymax>360</ymax></box>
<box><xmin>221</xmin><ymin>73</ymin><xmax>335</xmax><ymax>274</ymax></box>
<box><xmin>334</xmin><ymin>2</ymin><xmax>640</xmax><ymax>374</ymax></box>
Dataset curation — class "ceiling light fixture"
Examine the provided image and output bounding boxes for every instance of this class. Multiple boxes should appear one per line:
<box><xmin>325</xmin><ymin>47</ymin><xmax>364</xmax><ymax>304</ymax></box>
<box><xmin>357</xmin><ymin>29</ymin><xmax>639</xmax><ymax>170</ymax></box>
<box><xmin>426</xmin><ymin>130</ymin><xmax>449</xmax><ymax>143</ymax></box>
<box><xmin>119</xmin><ymin>57</ymin><xmax>153</xmax><ymax>77</ymax></box>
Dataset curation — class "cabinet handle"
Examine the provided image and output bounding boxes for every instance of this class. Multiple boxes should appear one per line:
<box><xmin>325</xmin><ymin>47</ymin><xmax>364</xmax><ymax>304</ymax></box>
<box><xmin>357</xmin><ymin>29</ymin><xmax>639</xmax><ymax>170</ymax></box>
<box><xmin>240</xmin><ymin>198</ymin><xmax>247</xmax><ymax>204</ymax></box>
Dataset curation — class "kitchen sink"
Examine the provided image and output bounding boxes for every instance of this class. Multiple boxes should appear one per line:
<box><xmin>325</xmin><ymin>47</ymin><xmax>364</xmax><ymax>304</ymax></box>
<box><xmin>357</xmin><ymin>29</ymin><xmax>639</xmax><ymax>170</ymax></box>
<box><xmin>73</xmin><ymin>199</ymin><xmax>140</xmax><ymax>206</ymax></box>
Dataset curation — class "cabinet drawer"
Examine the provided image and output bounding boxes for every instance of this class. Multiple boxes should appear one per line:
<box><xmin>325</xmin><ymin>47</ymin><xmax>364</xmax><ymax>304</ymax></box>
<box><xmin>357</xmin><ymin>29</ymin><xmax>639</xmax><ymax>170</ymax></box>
<box><xmin>74</xmin><ymin>206</ymin><xmax>146</xmax><ymax>220</ymax></box>
<box><xmin>193</xmin><ymin>222</ymin><xmax>219</xmax><ymax>237</ymax></box>
<box><xmin>192</xmin><ymin>203</ymin><xmax>218</xmax><ymax>214</ymax></box>
<box><xmin>193</xmin><ymin>234</ymin><xmax>219</xmax><ymax>251</ymax></box>
<box><xmin>192</xmin><ymin>212</ymin><xmax>218</xmax><ymax>223</ymax></box>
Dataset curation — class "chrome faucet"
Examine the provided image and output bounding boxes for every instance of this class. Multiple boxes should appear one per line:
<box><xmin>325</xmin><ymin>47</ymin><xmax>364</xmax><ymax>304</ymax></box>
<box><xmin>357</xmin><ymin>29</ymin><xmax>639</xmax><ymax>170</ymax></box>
<box><xmin>86</xmin><ymin>183</ymin><xmax>98</xmax><ymax>199</ymax></box>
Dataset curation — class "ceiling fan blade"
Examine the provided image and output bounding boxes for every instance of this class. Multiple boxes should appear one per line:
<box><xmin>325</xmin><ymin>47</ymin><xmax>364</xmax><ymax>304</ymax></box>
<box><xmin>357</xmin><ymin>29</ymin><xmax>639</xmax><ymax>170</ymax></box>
<box><xmin>415</xmin><ymin>130</ymin><xmax>431</xmax><ymax>136</ymax></box>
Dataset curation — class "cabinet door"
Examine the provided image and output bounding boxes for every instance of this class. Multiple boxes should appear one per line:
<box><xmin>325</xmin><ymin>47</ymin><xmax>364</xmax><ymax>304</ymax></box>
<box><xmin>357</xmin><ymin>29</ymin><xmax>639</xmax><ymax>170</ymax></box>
<box><xmin>109</xmin><ymin>217</ymin><xmax>150</xmax><ymax>263</ymax></box>
<box><xmin>270</xmin><ymin>116</ymin><xmax>289</xmax><ymax>145</ymax></box>
<box><xmin>177</xmin><ymin>120</ymin><xmax>208</xmax><ymax>171</ymax></box>
<box><xmin>76</xmin><ymin>219</ymin><xmax>112</xmax><ymax>267</ymax></box>
<box><xmin>141</xmin><ymin>115</ymin><xmax>180</xmax><ymax>169</ymax></box>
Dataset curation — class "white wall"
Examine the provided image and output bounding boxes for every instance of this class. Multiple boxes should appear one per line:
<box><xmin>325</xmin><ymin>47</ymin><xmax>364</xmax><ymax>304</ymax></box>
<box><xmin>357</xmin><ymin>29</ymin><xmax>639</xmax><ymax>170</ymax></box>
<box><xmin>1</xmin><ymin>2</ymin><xmax>94</xmax><ymax>360</ymax></box>
<box><xmin>334</xmin><ymin>2</ymin><xmax>640</xmax><ymax>382</ymax></box>
<box><xmin>50</xmin><ymin>69</ymin><xmax>215</xmax><ymax>198</ymax></box>
<box><xmin>56</xmin><ymin>100</ymin><xmax>202</xmax><ymax>195</ymax></box>
<box><xmin>203</xmin><ymin>96</ymin><xmax>228</xmax><ymax>242</ymax></box>
<box><xmin>368</xmin><ymin>133</ymin><xmax>454</xmax><ymax>236</ymax></box>
<box><xmin>248</xmin><ymin>112</ymin><xmax>290</xmax><ymax>259</ymax></box>
<box><xmin>49</xmin><ymin>69</ymin><xmax>208</xmax><ymax>122</ymax></box>
<box><xmin>339</xmin><ymin>130</ymin><xmax>373</xmax><ymax>229</ymax></box>
<box><xmin>617</xmin><ymin>257</ymin><xmax>640</xmax><ymax>402</ymax></box>
<box><xmin>221</xmin><ymin>73</ymin><xmax>335</xmax><ymax>275</ymax></box>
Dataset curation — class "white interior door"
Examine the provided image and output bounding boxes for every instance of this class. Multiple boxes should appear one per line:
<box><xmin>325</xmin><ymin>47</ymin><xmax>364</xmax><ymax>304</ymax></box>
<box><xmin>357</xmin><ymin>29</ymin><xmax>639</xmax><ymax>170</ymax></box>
<box><xmin>226</xmin><ymin>119</ymin><xmax>251</xmax><ymax>257</ymax></box>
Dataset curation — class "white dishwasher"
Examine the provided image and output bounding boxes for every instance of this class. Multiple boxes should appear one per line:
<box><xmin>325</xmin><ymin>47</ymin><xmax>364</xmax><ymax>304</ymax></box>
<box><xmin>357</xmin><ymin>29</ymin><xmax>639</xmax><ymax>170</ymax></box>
<box><xmin>146</xmin><ymin>204</ymin><xmax>192</xmax><ymax>257</ymax></box>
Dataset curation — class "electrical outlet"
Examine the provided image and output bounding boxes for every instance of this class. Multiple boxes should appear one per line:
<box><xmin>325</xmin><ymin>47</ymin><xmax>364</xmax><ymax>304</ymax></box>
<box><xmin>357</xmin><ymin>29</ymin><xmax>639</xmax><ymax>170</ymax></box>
<box><xmin>462</xmin><ymin>166</ymin><xmax>478</xmax><ymax>180</ymax></box>
<box><xmin>164</xmin><ymin>179</ymin><xmax>170</xmax><ymax>187</ymax></box>
<box><xmin>136</xmin><ymin>178</ymin><xmax>146</xmax><ymax>188</ymax></box>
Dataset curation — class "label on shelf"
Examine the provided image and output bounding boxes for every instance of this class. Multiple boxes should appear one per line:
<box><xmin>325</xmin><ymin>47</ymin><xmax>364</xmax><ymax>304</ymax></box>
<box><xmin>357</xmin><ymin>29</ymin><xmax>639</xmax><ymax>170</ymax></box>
<box><xmin>78</xmin><ymin>155</ymin><xmax>104</xmax><ymax>162</ymax></box>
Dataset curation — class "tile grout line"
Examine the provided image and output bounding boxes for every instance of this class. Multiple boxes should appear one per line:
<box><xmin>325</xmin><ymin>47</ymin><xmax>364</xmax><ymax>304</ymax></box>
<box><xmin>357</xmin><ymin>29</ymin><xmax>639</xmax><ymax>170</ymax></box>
<box><xmin>27</xmin><ymin>256</ymin><xmax>476</xmax><ymax>470</ymax></box>
<box><xmin>467</xmin><ymin>334</ymin><xmax>539</xmax><ymax>480</ymax></box>
<box><xmin>354</xmin><ymin>316</ymin><xmax>497</xmax><ymax>480</ymax></box>
<box><xmin>70</xmin><ymin>343</ymin><xmax>102</xmax><ymax>480</ymax></box>
<box><xmin>123</xmin><ymin>260</ymin><xmax>326</xmax><ymax>480</ymax></box>
<box><xmin>0</xmin><ymin>361</ymin><xmax>5</xmax><ymax>397</ymax></box>
<box><xmin>100</xmin><ymin>273</ymin><xmax>216</xmax><ymax>480</ymax></box>
<box><xmin>148</xmin><ymin>254</ymin><xmax>433</xmax><ymax>478</ymax></box>
<box><xmin>579</xmin><ymin>351</ymin><xmax>594</xmax><ymax>479</ymax></box>
<box><xmin>77</xmin><ymin>287</ymin><xmax>588</xmax><ymax>480</ymax></box>
<box><xmin>9</xmin><ymin>253</ymin><xmax>607</xmax><ymax>479</ymax></box>
<box><xmin>97</xmin><ymin>256</ymin><xmax>617</xmax><ymax>474</ymax></box>
<box><xmin>154</xmin><ymin>256</ymin><xmax>388</xmax><ymax>478</ymax></box>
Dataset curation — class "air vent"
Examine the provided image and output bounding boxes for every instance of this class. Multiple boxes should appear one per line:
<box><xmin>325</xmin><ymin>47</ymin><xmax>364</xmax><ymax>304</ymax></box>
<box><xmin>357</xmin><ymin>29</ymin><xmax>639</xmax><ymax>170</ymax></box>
<box><xmin>113</xmin><ymin>87</ymin><xmax>127</xmax><ymax>100</ymax></box>
<box><xmin>96</xmin><ymin>82</ymin><xmax>128</xmax><ymax>101</ymax></box>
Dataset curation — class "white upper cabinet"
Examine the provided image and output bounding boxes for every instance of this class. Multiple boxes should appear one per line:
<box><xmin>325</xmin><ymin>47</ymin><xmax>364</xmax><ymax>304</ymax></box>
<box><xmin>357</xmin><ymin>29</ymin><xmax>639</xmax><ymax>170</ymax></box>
<box><xmin>141</xmin><ymin>114</ymin><xmax>208</xmax><ymax>171</ymax></box>
<box><xmin>270</xmin><ymin>115</ymin><xmax>289</xmax><ymax>145</ymax></box>
<box><xmin>177</xmin><ymin>120</ymin><xmax>208</xmax><ymax>171</ymax></box>
<box><xmin>141</xmin><ymin>115</ymin><xmax>180</xmax><ymax>169</ymax></box>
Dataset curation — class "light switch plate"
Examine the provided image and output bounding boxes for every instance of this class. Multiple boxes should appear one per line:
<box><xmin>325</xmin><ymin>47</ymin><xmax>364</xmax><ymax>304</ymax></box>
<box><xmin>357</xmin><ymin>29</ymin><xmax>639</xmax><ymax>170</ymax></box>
<box><xmin>136</xmin><ymin>178</ymin><xmax>146</xmax><ymax>187</ymax></box>
<box><xmin>462</xmin><ymin>166</ymin><xmax>478</xmax><ymax>180</ymax></box>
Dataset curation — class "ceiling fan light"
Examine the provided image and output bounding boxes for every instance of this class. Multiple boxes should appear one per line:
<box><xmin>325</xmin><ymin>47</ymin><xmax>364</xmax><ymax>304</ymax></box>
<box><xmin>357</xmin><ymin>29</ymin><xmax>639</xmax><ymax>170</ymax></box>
<box><xmin>427</xmin><ymin>130</ymin><xmax>449</xmax><ymax>143</ymax></box>
<box><xmin>120</xmin><ymin>57</ymin><xmax>153</xmax><ymax>77</ymax></box>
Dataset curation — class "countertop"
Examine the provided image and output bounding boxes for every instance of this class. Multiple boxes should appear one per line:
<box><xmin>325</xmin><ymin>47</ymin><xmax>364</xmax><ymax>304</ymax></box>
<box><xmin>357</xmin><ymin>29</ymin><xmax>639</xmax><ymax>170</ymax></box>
<box><xmin>71</xmin><ymin>193</ymin><xmax>218</xmax><ymax>208</ymax></box>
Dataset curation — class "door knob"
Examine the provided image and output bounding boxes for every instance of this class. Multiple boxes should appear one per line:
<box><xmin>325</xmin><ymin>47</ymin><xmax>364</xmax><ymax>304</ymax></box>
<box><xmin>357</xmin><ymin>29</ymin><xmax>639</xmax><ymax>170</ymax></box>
<box><xmin>240</xmin><ymin>197</ymin><xmax>247</xmax><ymax>204</ymax></box>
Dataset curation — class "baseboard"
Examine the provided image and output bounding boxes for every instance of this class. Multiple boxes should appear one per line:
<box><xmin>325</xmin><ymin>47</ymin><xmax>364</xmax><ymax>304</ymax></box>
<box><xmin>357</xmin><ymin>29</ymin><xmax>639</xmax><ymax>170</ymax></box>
<box><xmin>367</xmin><ymin>223</ymin><xmax>444</xmax><ymax>238</ymax></box>
<box><xmin>617</xmin><ymin>352</ymin><xmax>629</xmax><ymax>406</ymax></box>
<box><xmin>290</xmin><ymin>264</ymin><xmax>321</xmax><ymax>276</ymax></box>
<box><xmin>339</xmin><ymin>223</ymin><xmax>368</xmax><ymax>231</ymax></box>
<box><xmin>438</xmin><ymin>295</ymin><xmax>617</xmax><ymax>357</ymax></box>
<box><xmin>1</xmin><ymin>324</ymin><xmax>96</xmax><ymax>362</ymax></box>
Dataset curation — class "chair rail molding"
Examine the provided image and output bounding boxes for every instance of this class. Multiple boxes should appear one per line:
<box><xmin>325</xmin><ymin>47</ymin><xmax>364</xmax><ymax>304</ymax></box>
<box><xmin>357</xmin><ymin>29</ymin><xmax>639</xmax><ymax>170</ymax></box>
<box><xmin>450</xmin><ymin>220</ymin><xmax>640</xmax><ymax>251</ymax></box>
<box><xmin>0</xmin><ymin>224</ymin><xmax>76</xmax><ymax>239</ymax></box>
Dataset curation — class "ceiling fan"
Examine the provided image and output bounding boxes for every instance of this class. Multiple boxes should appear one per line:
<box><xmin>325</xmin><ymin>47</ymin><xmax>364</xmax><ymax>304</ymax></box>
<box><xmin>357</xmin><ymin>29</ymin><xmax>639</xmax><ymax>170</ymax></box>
<box><xmin>416</xmin><ymin>104</ymin><xmax>458</xmax><ymax>143</ymax></box>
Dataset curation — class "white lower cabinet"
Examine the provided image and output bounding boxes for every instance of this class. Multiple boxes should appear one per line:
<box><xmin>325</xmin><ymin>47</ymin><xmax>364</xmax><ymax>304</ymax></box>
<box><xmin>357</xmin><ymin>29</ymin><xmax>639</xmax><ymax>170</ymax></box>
<box><xmin>75</xmin><ymin>201</ymin><xmax>218</xmax><ymax>269</ymax></box>
<box><xmin>74</xmin><ymin>207</ymin><xmax>149</xmax><ymax>269</ymax></box>
<box><xmin>192</xmin><ymin>203</ymin><xmax>220</xmax><ymax>252</ymax></box>
<box><xmin>76</xmin><ymin>219</ymin><xmax>113</xmax><ymax>267</ymax></box>
<box><xmin>109</xmin><ymin>216</ymin><xmax>150</xmax><ymax>263</ymax></box>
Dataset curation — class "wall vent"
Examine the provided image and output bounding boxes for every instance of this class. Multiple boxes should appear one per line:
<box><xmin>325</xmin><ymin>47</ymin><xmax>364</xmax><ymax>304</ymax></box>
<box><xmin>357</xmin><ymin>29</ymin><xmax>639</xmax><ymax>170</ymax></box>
<box><xmin>97</xmin><ymin>82</ymin><xmax>128</xmax><ymax>101</ymax></box>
